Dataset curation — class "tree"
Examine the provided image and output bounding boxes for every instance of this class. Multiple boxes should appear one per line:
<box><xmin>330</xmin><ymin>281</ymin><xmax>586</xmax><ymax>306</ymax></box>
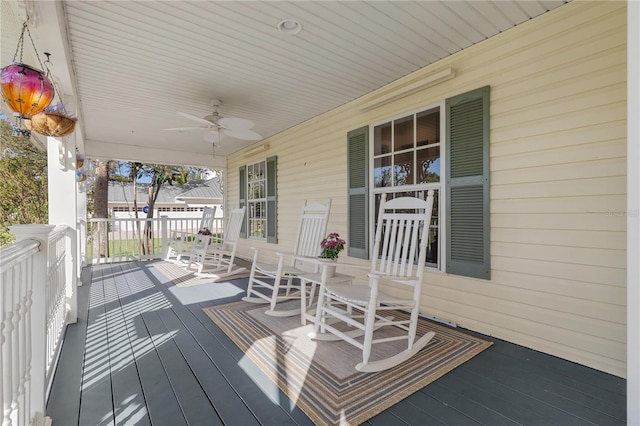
<box><xmin>92</xmin><ymin>160</ymin><xmax>110</xmax><ymax>257</ymax></box>
<box><xmin>128</xmin><ymin>163</ymin><xmax>200</xmax><ymax>255</ymax></box>
<box><xmin>0</xmin><ymin>119</ymin><xmax>48</xmax><ymax>246</ymax></box>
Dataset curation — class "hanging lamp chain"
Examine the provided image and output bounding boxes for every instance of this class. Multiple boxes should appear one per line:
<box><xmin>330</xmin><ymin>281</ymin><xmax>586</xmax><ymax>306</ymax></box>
<box><xmin>12</xmin><ymin>17</ymin><xmax>48</xmax><ymax>71</ymax></box>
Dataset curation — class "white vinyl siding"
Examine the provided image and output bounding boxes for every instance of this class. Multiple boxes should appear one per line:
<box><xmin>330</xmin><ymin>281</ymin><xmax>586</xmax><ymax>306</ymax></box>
<box><xmin>228</xmin><ymin>1</ymin><xmax>626</xmax><ymax>376</ymax></box>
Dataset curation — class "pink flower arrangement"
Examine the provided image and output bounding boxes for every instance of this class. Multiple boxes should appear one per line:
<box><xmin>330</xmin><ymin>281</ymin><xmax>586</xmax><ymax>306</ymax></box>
<box><xmin>319</xmin><ymin>232</ymin><xmax>346</xmax><ymax>261</ymax></box>
<box><xmin>198</xmin><ymin>227</ymin><xmax>211</xmax><ymax>235</ymax></box>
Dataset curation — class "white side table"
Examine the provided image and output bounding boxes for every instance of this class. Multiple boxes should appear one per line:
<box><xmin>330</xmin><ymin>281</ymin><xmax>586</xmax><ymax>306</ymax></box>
<box><xmin>299</xmin><ymin>271</ymin><xmax>353</xmax><ymax>326</ymax></box>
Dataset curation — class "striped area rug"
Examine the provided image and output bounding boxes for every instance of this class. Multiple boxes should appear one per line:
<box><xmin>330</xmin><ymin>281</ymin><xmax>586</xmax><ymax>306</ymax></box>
<box><xmin>203</xmin><ymin>300</ymin><xmax>492</xmax><ymax>425</ymax></box>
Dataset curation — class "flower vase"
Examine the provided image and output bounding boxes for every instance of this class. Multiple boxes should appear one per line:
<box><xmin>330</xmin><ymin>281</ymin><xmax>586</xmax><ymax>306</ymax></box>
<box><xmin>319</xmin><ymin>259</ymin><xmax>337</xmax><ymax>278</ymax></box>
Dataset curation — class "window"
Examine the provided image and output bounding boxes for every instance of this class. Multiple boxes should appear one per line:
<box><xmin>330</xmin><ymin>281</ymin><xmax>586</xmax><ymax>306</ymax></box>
<box><xmin>246</xmin><ymin>161</ymin><xmax>267</xmax><ymax>239</ymax></box>
<box><xmin>240</xmin><ymin>156</ymin><xmax>277</xmax><ymax>242</ymax></box>
<box><xmin>348</xmin><ymin>87</ymin><xmax>489</xmax><ymax>279</ymax></box>
<box><xmin>372</xmin><ymin>107</ymin><xmax>441</xmax><ymax>267</ymax></box>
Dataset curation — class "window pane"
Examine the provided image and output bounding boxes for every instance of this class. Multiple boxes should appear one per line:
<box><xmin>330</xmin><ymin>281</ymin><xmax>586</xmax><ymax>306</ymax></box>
<box><xmin>416</xmin><ymin>108</ymin><xmax>440</xmax><ymax>147</ymax></box>
<box><xmin>394</xmin><ymin>115</ymin><xmax>413</xmax><ymax>151</ymax></box>
<box><xmin>394</xmin><ymin>151</ymin><xmax>414</xmax><ymax>186</ymax></box>
<box><xmin>247</xmin><ymin>159</ymin><xmax>267</xmax><ymax>239</ymax></box>
<box><xmin>374</xmin><ymin>122</ymin><xmax>392</xmax><ymax>156</ymax></box>
<box><xmin>257</xmin><ymin>181</ymin><xmax>265</xmax><ymax>198</ymax></box>
<box><xmin>417</xmin><ymin>146</ymin><xmax>440</xmax><ymax>183</ymax></box>
<box><xmin>414</xmin><ymin>189</ymin><xmax>439</xmax><ymax>266</ymax></box>
<box><xmin>374</xmin><ymin>156</ymin><xmax>392</xmax><ymax>187</ymax></box>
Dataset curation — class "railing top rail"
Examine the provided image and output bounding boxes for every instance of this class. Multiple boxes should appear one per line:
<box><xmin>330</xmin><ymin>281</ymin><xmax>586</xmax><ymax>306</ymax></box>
<box><xmin>0</xmin><ymin>239</ymin><xmax>40</xmax><ymax>273</ymax></box>
<box><xmin>88</xmin><ymin>217</ymin><xmax>167</xmax><ymax>223</ymax></box>
<box><xmin>49</xmin><ymin>224</ymin><xmax>71</xmax><ymax>241</ymax></box>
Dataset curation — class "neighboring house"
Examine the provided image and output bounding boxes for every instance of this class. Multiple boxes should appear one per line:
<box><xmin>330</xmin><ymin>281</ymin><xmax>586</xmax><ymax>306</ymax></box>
<box><xmin>229</xmin><ymin>1</ymin><xmax>628</xmax><ymax>378</ymax></box>
<box><xmin>107</xmin><ymin>177</ymin><xmax>223</xmax><ymax>220</ymax></box>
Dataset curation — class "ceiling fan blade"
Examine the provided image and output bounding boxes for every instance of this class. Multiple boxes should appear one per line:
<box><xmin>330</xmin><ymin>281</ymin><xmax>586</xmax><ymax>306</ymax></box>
<box><xmin>177</xmin><ymin>111</ymin><xmax>216</xmax><ymax>127</ymax></box>
<box><xmin>163</xmin><ymin>126</ymin><xmax>209</xmax><ymax>131</ymax></box>
<box><xmin>223</xmin><ymin>128</ymin><xmax>262</xmax><ymax>141</ymax></box>
<box><xmin>218</xmin><ymin>117</ymin><xmax>255</xmax><ymax>130</ymax></box>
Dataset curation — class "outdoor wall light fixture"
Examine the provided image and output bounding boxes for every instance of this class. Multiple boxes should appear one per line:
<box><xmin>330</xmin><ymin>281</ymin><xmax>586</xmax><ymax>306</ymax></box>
<box><xmin>0</xmin><ymin>19</ymin><xmax>55</xmax><ymax>137</ymax></box>
<box><xmin>277</xmin><ymin>18</ymin><xmax>302</xmax><ymax>35</ymax></box>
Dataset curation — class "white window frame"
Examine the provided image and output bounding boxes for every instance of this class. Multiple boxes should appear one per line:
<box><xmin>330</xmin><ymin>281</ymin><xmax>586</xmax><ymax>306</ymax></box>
<box><xmin>369</xmin><ymin>101</ymin><xmax>446</xmax><ymax>270</ymax></box>
<box><xmin>246</xmin><ymin>160</ymin><xmax>267</xmax><ymax>240</ymax></box>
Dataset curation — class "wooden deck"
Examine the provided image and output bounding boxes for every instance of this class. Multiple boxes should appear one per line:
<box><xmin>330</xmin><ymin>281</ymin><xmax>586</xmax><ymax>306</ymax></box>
<box><xmin>46</xmin><ymin>261</ymin><xmax>626</xmax><ymax>425</ymax></box>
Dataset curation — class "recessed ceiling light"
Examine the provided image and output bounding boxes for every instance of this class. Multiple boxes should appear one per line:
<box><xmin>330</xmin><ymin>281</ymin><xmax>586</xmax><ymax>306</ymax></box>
<box><xmin>277</xmin><ymin>18</ymin><xmax>302</xmax><ymax>35</ymax></box>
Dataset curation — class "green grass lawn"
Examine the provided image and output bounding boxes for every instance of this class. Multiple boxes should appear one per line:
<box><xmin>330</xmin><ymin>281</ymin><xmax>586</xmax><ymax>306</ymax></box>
<box><xmin>86</xmin><ymin>233</ymin><xmax>223</xmax><ymax>259</ymax></box>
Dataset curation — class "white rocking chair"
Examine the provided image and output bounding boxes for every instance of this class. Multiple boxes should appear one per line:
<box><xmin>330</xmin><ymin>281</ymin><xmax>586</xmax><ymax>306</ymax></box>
<box><xmin>165</xmin><ymin>206</ymin><xmax>217</xmax><ymax>263</ymax></box>
<box><xmin>242</xmin><ymin>199</ymin><xmax>331</xmax><ymax>317</ymax></box>
<box><xmin>187</xmin><ymin>207</ymin><xmax>246</xmax><ymax>275</ymax></box>
<box><xmin>312</xmin><ymin>191</ymin><xmax>435</xmax><ymax>372</ymax></box>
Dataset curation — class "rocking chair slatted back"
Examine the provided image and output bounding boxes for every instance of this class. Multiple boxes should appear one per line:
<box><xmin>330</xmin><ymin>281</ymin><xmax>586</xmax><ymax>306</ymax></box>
<box><xmin>221</xmin><ymin>207</ymin><xmax>245</xmax><ymax>251</ymax></box>
<box><xmin>291</xmin><ymin>200</ymin><xmax>332</xmax><ymax>260</ymax></box>
<box><xmin>166</xmin><ymin>205</ymin><xmax>217</xmax><ymax>262</ymax></box>
<box><xmin>199</xmin><ymin>206</ymin><xmax>216</xmax><ymax>232</ymax></box>
<box><xmin>372</xmin><ymin>191</ymin><xmax>434</xmax><ymax>287</ymax></box>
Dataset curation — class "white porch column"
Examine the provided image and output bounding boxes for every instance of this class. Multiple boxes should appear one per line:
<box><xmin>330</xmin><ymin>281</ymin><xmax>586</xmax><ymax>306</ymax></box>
<box><xmin>47</xmin><ymin>136</ymin><xmax>78</xmax><ymax>323</ymax></box>
<box><xmin>628</xmin><ymin>1</ymin><xmax>639</xmax><ymax>424</ymax></box>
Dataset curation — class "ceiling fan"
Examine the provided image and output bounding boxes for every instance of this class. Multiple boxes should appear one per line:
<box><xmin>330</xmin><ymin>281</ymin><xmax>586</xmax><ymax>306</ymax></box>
<box><xmin>164</xmin><ymin>99</ymin><xmax>262</xmax><ymax>141</ymax></box>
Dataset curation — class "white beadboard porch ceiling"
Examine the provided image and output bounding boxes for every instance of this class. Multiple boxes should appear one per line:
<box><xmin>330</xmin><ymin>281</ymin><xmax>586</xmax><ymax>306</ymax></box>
<box><xmin>4</xmin><ymin>1</ymin><xmax>568</xmax><ymax>167</ymax></box>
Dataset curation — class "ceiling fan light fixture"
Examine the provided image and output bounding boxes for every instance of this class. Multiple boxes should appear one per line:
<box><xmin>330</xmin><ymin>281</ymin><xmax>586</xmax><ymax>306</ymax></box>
<box><xmin>277</xmin><ymin>18</ymin><xmax>302</xmax><ymax>35</ymax></box>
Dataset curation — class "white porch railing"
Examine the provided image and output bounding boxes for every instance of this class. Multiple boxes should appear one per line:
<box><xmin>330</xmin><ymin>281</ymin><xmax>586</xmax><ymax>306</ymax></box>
<box><xmin>0</xmin><ymin>224</ymin><xmax>75</xmax><ymax>426</ymax></box>
<box><xmin>85</xmin><ymin>215</ymin><xmax>224</xmax><ymax>265</ymax></box>
<box><xmin>0</xmin><ymin>216</ymin><xmax>213</xmax><ymax>425</ymax></box>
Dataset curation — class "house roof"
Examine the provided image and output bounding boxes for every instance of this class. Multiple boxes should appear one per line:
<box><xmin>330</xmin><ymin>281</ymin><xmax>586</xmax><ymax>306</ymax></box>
<box><xmin>0</xmin><ymin>1</ymin><xmax>569</xmax><ymax>167</ymax></box>
<box><xmin>108</xmin><ymin>177</ymin><xmax>222</xmax><ymax>204</ymax></box>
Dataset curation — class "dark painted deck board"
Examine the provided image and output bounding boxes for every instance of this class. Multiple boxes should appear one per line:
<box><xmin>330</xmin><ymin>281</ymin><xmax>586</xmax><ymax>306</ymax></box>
<box><xmin>104</xmin><ymin>264</ymin><xmax>151</xmax><ymax>426</ymax></box>
<box><xmin>78</xmin><ymin>266</ymin><xmax>115</xmax><ymax>426</ymax></box>
<box><xmin>115</xmin><ymin>263</ymin><xmax>190</xmax><ymax>426</ymax></box>
<box><xmin>440</xmin><ymin>367</ymin><xmax>595</xmax><ymax>425</ymax></box>
<box><xmin>419</xmin><ymin>381</ymin><xmax>519</xmax><ymax>426</ymax></box>
<box><xmin>45</xmin><ymin>268</ymin><xmax>92</xmax><ymax>424</ymax></box>
<box><xmin>456</xmin><ymin>348</ymin><xmax>625</xmax><ymax>424</ymax></box>
<box><xmin>142</xmin><ymin>262</ymin><xmax>308</xmax><ymax>426</ymax></box>
<box><xmin>487</xmin><ymin>338</ymin><xmax>626</xmax><ymax>397</ymax></box>
<box><xmin>141</xmin><ymin>308</ymin><xmax>222</xmax><ymax>425</ymax></box>
<box><xmin>47</xmin><ymin>262</ymin><xmax>627</xmax><ymax>426</ymax></box>
<box><xmin>367</xmin><ymin>409</ymin><xmax>411</xmax><ymax>426</ymax></box>
<box><xmin>187</xmin><ymin>303</ymin><xmax>308</xmax><ymax>426</ymax></box>
<box><xmin>154</xmin><ymin>305</ymin><xmax>262</xmax><ymax>426</ymax></box>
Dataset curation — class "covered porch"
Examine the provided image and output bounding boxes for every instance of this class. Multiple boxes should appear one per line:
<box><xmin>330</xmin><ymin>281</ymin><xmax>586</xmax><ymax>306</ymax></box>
<box><xmin>48</xmin><ymin>261</ymin><xmax>625</xmax><ymax>425</ymax></box>
<box><xmin>0</xmin><ymin>0</ymin><xmax>639</xmax><ymax>424</ymax></box>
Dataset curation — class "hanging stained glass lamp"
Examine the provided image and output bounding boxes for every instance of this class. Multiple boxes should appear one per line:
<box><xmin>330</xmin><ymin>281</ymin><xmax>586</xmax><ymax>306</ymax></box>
<box><xmin>0</xmin><ymin>19</ymin><xmax>55</xmax><ymax>137</ymax></box>
<box><xmin>1</xmin><ymin>63</ymin><xmax>54</xmax><ymax>115</ymax></box>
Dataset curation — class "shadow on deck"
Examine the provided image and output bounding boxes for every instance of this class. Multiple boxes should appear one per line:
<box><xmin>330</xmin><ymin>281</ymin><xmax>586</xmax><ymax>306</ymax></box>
<box><xmin>46</xmin><ymin>261</ymin><xmax>626</xmax><ymax>425</ymax></box>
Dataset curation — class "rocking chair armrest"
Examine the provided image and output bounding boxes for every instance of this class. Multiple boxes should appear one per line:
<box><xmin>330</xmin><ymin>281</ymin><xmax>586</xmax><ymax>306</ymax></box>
<box><xmin>367</xmin><ymin>272</ymin><xmax>419</xmax><ymax>283</ymax></box>
<box><xmin>293</xmin><ymin>257</ymin><xmax>371</xmax><ymax>271</ymax></box>
<box><xmin>291</xmin><ymin>255</ymin><xmax>326</xmax><ymax>266</ymax></box>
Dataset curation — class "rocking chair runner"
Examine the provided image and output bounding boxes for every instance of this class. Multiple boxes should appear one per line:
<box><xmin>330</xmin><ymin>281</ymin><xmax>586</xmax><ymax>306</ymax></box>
<box><xmin>312</xmin><ymin>191</ymin><xmax>435</xmax><ymax>372</ymax></box>
<box><xmin>187</xmin><ymin>207</ymin><xmax>246</xmax><ymax>275</ymax></box>
<box><xmin>165</xmin><ymin>206</ymin><xmax>217</xmax><ymax>263</ymax></box>
<box><xmin>242</xmin><ymin>199</ymin><xmax>332</xmax><ymax>317</ymax></box>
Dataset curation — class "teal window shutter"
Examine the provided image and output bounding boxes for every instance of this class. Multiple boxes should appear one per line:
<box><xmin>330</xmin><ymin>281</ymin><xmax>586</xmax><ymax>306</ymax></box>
<box><xmin>239</xmin><ymin>165</ymin><xmax>247</xmax><ymax>238</ymax></box>
<box><xmin>347</xmin><ymin>126</ymin><xmax>369</xmax><ymax>259</ymax></box>
<box><xmin>266</xmin><ymin>156</ymin><xmax>277</xmax><ymax>243</ymax></box>
<box><xmin>445</xmin><ymin>86</ymin><xmax>490</xmax><ymax>279</ymax></box>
